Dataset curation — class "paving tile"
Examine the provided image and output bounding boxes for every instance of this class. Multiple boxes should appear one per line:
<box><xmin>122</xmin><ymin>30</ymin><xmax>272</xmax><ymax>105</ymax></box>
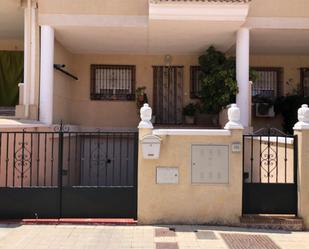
<box><xmin>195</xmin><ymin>230</ymin><xmax>218</xmax><ymax>240</ymax></box>
<box><xmin>0</xmin><ymin>224</ymin><xmax>309</xmax><ymax>249</ymax></box>
<box><xmin>155</xmin><ymin>228</ymin><xmax>176</xmax><ymax>237</ymax></box>
<box><xmin>156</xmin><ymin>242</ymin><xmax>179</xmax><ymax>249</ymax></box>
<box><xmin>221</xmin><ymin>233</ymin><xmax>281</xmax><ymax>249</ymax></box>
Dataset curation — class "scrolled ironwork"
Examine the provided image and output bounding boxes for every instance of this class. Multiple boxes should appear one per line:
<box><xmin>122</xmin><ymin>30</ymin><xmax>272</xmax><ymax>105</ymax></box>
<box><xmin>252</xmin><ymin>127</ymin><xmax>287</xmax><ymax>136</ymax></box>
<box><xmin>53</xmin><ymin>121</ymin><xmax>70</xmax><ymax>132</ymax></box>
<box><xmin>14</xmin><ymin>141</ymin><xmax>32</xmax><ymax>179</ymax></box>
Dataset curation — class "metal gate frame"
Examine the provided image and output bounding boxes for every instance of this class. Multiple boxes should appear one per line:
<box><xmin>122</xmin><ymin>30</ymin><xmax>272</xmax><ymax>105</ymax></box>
<box><xmin>0</xmin><ymin>125</ymin><xmax>138</xmax><ymax>219</ymax></box>
<box><xmin>242</xmin><ymin>128</ymin><xmax>298</xmax><ymax>215</ymax></box>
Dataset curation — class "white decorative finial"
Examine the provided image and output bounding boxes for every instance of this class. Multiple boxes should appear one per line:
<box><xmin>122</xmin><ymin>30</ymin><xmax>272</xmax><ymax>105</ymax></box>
<box><xmin>293</xmin><ymin>104</ymin><xmax>309</xmax><ymax>130</ymax></box>
<box><xmin>138</xmin><ymin>103</ymin><xmax>153</xmax><ymax>129</ymax></box>
<box><xmin>224</xmin><ymin>104</ymin><xmax>244</xmax><ymax>130</ymax></box>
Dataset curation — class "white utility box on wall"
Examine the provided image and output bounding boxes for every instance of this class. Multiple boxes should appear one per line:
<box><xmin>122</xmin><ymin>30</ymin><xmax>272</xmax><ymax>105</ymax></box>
<box><xmin>141</xmin><ymin>134</ymin><xmax>161</xmax><ymax>159</ymax></box>
<box><xmin>191</xmin><ymin>145</ymin><xmax>229</xmax><ymax>184</ymax></box>
<box><xmin>156</xmin><ymin>167</ymin><xmax>179</xmax><ymax>184</ymax></box>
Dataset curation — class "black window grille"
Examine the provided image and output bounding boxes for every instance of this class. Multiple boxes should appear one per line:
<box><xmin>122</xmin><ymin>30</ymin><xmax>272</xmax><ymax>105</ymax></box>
<box><xmin>252</xmin><ymin>67</ymin><xmax>283</xmax><ymax>98</ymax></box>
<box><xmin>90</xmin><ymin>65</ymin><xmax>136</xmax><ymax>101</ymax></box>
<box><xmin>190</xmin><ymin>66</ymin><xmax>203</xmax><ymax>98</ymax></box>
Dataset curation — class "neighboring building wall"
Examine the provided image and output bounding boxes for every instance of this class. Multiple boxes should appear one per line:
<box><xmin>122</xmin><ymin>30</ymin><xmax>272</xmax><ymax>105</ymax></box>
<box><xmin>137</xmin><ymin>128</ymin><xmax>243</xmax><ymax>225</ymax></box>
<box><xmin>53</xmin><ymin>40</ymin><xmax>75</xmax><ymax>124</ymax></box>
<box><xmin>66</xmin><ymin>53</ymin><xmax>198</xmax><ymax>128</ymax></box>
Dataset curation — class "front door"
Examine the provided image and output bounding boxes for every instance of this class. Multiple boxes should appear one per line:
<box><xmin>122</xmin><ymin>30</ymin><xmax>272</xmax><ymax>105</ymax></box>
<box><xmin>153</xmin><ymin>66</ymin><xmax>183</xmax><ymax>125</ymax></box>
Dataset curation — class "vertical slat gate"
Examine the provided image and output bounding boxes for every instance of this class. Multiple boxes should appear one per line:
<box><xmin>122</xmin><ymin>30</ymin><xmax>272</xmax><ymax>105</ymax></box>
<box><xmin>0</xmin><ymin>127</ymin><xmax>138</xmax><ymax>219</ymax></box>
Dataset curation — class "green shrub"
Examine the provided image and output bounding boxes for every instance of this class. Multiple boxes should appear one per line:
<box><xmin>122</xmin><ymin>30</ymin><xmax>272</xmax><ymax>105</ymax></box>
<box><xmin>198</xmin><ymin>46</ymin><xmax>257</xmax><ymax>114</ymax></box>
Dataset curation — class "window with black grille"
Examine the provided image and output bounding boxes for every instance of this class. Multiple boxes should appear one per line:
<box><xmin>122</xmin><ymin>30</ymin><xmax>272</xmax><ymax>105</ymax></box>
<box><xmin>252</xmin><ymin>67</ymin><xmax>283</xmax><ymax>98</ymax></box>
<box><xmin>90</xmin><ymin>65</ymin><xmax>136</xmax><ymax>100</ymax></box>
<box><xmin>190</xmin><ymin>66</ymin><xmax>203</xmax><ymax>98</ymax></box>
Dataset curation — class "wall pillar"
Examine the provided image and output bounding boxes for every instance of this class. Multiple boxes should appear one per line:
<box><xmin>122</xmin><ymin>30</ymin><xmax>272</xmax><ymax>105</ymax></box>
<box><xmin>294</xmin><ymin>104</ymin><xmax>309</xmax><ymax>229</ymax></box>
<box><xmin>39</xmin><ymin>25</ymin><xmax>54</xmax><ymax>125</ymax></box>
<box><xmin>16</xmin><ymin>0</ymin><xmax>39</xmax><ymax>120</ymax></box>
<box><xmin>236</xmin><ymin>28</ymin><xmax>250</xmax><ymax>128</ymax></box>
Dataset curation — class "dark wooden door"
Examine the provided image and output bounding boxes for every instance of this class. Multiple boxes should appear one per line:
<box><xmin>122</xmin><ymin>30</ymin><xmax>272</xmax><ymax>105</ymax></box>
<box><xmin>153</xmin><ymin>66</ymin><xmax>183</xmax><ymax>124</ymax></box>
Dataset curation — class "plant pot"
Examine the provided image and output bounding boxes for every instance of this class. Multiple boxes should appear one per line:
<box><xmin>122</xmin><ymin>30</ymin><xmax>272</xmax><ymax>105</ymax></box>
<box><xmin>184</xmin><ymin>115</ymin><xmax>195</xmax><ymax>124</ymax></box>
<box><xmin>195</xmin><ymin>113</ymin><xmax>219</xmax><ymax>127</ymax></box>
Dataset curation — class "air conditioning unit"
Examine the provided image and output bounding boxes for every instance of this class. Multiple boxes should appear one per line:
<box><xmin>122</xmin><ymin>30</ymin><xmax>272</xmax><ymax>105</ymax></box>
<box><xmin>255</xmin><ymin>103</ymin><xmax>275</xmax><ymax>117</ymax></box>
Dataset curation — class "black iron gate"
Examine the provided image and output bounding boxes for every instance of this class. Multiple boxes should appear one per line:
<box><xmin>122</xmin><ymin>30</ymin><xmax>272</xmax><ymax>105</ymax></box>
<box><xmin>243</xmin><ymin>128</ymin><xmax>298</xmax><ymax>214</ymax></box>
<box><xmin>0</xmin><ymin>125</ymin><xmax>138</xmax><ymax>219</ymax></box>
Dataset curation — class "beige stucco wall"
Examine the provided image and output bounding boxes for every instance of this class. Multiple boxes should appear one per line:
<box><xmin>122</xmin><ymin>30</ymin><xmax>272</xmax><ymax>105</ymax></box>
<box><xmin>53</xmin><ymin>40</ymin><xmax>76</xmax><ymax>124</ymax></box>
<box><xmin>294</xmin><ymin>130</ymin><xmax>309</xmax><ymax>229</ymax></box>
<box><xmin>248</xmin><ymin>0</ymin><xmax>309</xmax><ymax>18</ymax></box>
<box><xmin>55</xmin><ymin>51</ymin><xmax>309</xmax><ymax>128</ymax></box>
<box><xmin>66</xmin><ymin>53</ymin><xmax>198</xmax><ymax>128</ymax></box>
<box><xmin>0</xmin><ymin>39</ymin><xmax>23</xmax><ymax>51</ymax></box>
<box><xmin>38</xmin><ymin>0</ymin><xmax>309</xmax><ymax>18</ymax></box>
<box><xmin>137</xmin><ymin>128</ymin><xmax>243</xmax><ymax>225</ymax></box>
<box><xmin>38</xmin><ymin>0</ymin><xmax>148</xmax><ymax>16</ymax></box>
<box><xmin>51</xmin><ymin>51</ymin><xmax>309</xmax><ymax>129</ymax></box>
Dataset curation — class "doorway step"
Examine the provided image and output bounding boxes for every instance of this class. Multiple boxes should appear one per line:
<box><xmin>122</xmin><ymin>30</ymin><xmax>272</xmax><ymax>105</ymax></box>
<box><xmin>240</xmin><ymin>215</ymin><xmax>304</xmax><ymax>231</ymax></box>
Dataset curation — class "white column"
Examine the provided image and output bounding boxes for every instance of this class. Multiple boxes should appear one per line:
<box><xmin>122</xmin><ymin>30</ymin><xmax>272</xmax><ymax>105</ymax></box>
<box><xmin>21</xmin><ymin>0</ymin><xmax>38</xmax><ymax>118</ymax></box>
<box><xmin>39</xmin><ymin>25</ymin><xmax>54</xmax><ymax>125</ymax></box>
<box><xmin>236</xmin><ymin>27</ymin><xmax>250</xmax><ymax>128</ymax></box>
<box><xmin>29</xmin><ymin>6</ymin><xmax>38</xmax><ymax>105</ymax></box>
<box><xmin>23</xmin><ymin>0</ymin><xmax>31</xmax><ymax>116</ymax></box>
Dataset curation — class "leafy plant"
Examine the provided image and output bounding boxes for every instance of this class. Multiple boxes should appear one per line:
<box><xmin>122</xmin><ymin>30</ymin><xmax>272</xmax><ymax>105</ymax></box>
<box><xmin>183</xmin><ymin>103</ymin><xmax>196</xmax><ymax>117</ymax></box>
<box><xmin>198</xmin><ymin>46</ymin><xmax>257</xmax><ymax>114</ymax></box>
<box><xmin>275</xmin><ymin>95</ymin><xmax>309</xmax><ymax>134</ymax></box>
<box><xmin>135</xmin><ymin>86</ymin><xmax>148</xmax><ymax>112</ymax></box>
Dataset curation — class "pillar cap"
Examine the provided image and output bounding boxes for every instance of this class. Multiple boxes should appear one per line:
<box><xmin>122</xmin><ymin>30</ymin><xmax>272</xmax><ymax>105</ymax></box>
<box><xmin>224</xmin><ymin>104</ymin><xmax>244</xmax><ymax>130</ymax></box>
<box><xmin>138</xmin><ymin>103</ymin><xmax>153</xmax><ymax>129</ymax></box>
<box><xmin>293</xmin><ymin>104</ymin><xmax>309</xmax><ymax>130</ymax></box>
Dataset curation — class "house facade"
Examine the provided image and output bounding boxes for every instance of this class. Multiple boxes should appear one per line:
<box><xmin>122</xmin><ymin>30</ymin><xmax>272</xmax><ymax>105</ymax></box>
<box><xmin>1</xmin><ymin>0</ymin><xmax>309</xmax><ymax>130</ymax></box>
<box><xmin>1</xmin><ymin>0</ymin><xmax>309</xmax><ymax>230</ymax></box>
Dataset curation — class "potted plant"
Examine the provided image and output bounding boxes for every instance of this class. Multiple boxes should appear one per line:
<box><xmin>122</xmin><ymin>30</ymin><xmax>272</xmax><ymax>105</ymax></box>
<box><xmin>196</xmin><ymin>46</ymin><xmax>257</xmax><ymax>126</ymax></box>
<box><xmin>136</xmin><ymin>86</ymin><xmax>146</xmax><ymax>101</ymax></box>
<box><xmin>183</xmin><ymin>103</ymin><xmax>196</xmax><ymax>124</ymax></box>
<box><xmin>135</xmin><ymin>86</ymin><xmax>155</xmax><ymax>122</ymax></box>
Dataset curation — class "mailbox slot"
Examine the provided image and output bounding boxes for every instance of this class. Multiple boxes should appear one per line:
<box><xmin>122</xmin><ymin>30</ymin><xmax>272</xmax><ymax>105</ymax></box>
<box><xmin>141</xmin><ymin>135</ymin><xmax>161</xmax><ymax>159</ymax></box>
